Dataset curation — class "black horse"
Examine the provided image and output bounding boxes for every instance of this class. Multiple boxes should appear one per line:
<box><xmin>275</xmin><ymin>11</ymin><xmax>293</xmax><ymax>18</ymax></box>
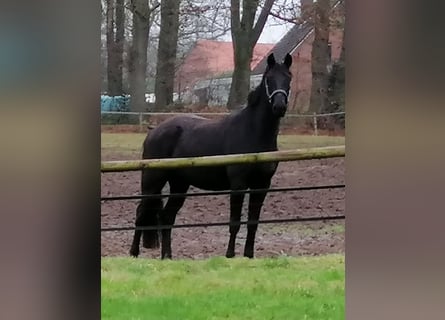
<box><xmin>130</xmin><ymin>52</ymin><xmax>293</xmax><ymax>259</ymax></box>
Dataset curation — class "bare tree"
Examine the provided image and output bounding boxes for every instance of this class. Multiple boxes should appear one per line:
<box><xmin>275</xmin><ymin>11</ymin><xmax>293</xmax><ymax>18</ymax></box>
<box><xmin>308</xmin><ymin>0</ymin><xmax>331</xmax><ymax>113</ymax></box>
<box><xmin>227</xmin><ymin>0</ymin><xmax>275</xmax><ymax>110</ymax></box>
<box><xmin>106</xmin><ymin>0</ymin><xmax>116</xmax><ymax>95</ymax></box>
<box><xmin>154</xmin><ymin>0</ymin><xmax>181</xmax><ymax>110</ymax></box>
<box><xmin>325</xmin><ymin>1</ymin><xmax>345</xmax><ymax>128</ymax></box>
<box><xmin>101</xmin><ymin>1</ymin><xmax>107</xmax><ymax>92</ymax></box>
<box><xmin>106</xmin><ymin>0</ymin><xmax>113</xmax><ymax>94</ymax></box>
<box><xmin>115</xmin><ymin>0</ymin><xmax>125</xmax><ymax>94</ymax></box>
<box><xmin>268</xmin><ymin>0</ymin><xmax>310</xmax><ymax>24</ymax></box>
<box><xmin>139</xmin><ymin>1</ymin><xmax>231</xmax><ymax>103</ymax></box>
<box><xmin>170</xmin><ymin>1</ymin><xmax>232</xmax><ymax>101</ymax></box>
<box><xmin>129</xmin><ymin>0</ymin><xmax>159</xmax><ymax>112</ymax></box>
<box><xmin>150</xmin><ymin>0</ymin><xmax>231</xmax><ymax>55</ymax></box>
<box><xmin>267</xmin><ymin>0</ymin><xmax>345</xmax><ymax>117</ymax></box>
<box><xmin>102</xmin><ymin>1</ymin><xmax>232</xmax><ymax>108</ymax></box>
<box><xmin>106</xmin><ymin>0</ymin><xmax>125</xmax><ymax>96</ymax></box>
<box><xmin>178</xmin><ymin>0</ymin><xmax>231</xmax><ymax>48</ymax></box>
<box><xmin>325</xmin><ymin>34</ymin><xmax>345</xmax><ymax>128</ymax></box>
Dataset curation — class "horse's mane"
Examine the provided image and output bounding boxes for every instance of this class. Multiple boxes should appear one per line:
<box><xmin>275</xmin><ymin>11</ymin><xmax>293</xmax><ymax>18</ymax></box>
<box><xmin>247</xmin><ymin>81</ymin><xmax>264</xmax><ymax>107</ymax></box>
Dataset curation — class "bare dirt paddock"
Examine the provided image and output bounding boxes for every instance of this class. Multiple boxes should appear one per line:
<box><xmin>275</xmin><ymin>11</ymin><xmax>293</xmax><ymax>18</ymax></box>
<box><xmin>101</xmin><ymin>151</ymin><xmax>345</xmax><ymax>259</ymax></box>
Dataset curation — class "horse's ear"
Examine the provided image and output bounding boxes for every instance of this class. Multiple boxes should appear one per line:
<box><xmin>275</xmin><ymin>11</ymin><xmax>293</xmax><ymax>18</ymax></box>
<box><xmin>267</xmin><ymin>53</ymin><xmax>276</xmax><ymax>68</ymax></box>
<box><xmin>283</xmin><ymin>53</ymin><xmax>292</xmax><ymax>69</ymax></box>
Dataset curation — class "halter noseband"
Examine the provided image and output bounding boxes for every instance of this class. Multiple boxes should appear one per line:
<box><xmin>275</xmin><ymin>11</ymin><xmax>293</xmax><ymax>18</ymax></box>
<box><xmin>265</xmin><ymin>78</ymin><xmax>289</xmax><ymax>104</ymax></box>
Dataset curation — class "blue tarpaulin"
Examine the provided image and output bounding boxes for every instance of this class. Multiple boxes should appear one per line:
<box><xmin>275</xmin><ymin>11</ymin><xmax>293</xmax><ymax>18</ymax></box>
<box><xmin>101</xmin><ymin>95</ymin><xmax>130</xmax><ymax>112</ymax></box>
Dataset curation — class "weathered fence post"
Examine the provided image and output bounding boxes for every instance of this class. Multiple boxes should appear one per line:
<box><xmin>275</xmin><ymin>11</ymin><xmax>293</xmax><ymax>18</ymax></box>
<box><xmin>313</xmin><ymin>112</ymin><xmax>318</xmax><ymax>136</ymax></box>
<box><xmin>139</xmin><ymin>112</ymin><xmax>143</xmax><ymax>133</ymax></box>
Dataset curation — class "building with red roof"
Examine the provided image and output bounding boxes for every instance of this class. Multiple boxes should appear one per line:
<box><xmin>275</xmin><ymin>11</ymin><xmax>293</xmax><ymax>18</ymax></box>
<box><xmin>175</xmin><ymin>40</ymin><xmax>274</xmax><ymax>95</ymax></box>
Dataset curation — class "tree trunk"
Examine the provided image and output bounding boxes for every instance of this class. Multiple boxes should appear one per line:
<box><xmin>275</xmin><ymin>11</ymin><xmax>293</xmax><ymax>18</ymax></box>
<box><xmin>329</xmin><ymin>27</ymin><xmax>345</xmax><ymax>110</ymax></box>
<box><xmin>129</xmin><ymin>0</ymin><xmax>150</xmax><ymax>112</ymax></box>
<box><xmin>300</xmin><ymin>0</ymin><xmax>314</xmax><ymax>22</ymax></box>
<box><xmin>227</xmin><ymin>33</ymin><xmax>253</xmax><ymax>109</ymax></box>
<box><xmin>106</xmin><ymin>0</ymin><xmax>118</xmax><ymax>96</ymax></box>
<box><xmin>106</xmin><ymin>0</ymin><xmax>125</xmax><ymax>96</ymax></box>
<box><xmin>114</xmin><ymin>0</ymin><xmax>125</xmax><ymax>94</ymax></box>
<box><xmin>154</xmin><ymin>0</ymin><xmax>181</xmax><ymax>110</ymax></box>
<box><xmin>326</xmin><ymin>15</ymin><xmax>345</xmax><ymax>129</ymax></box>
<box><xmin>227</xmin><ymin>0</ymin><xmax>275</xmax><ymax>110</ymax></box>
<box><xmin>308</xmin><ymin>0</ymin><xmax>330</xmax><ymax>114</ymax></box>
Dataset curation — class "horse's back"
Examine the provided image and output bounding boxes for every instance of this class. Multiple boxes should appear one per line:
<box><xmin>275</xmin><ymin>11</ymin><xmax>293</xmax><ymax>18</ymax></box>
<box><xmin>141</xmin><ymin>111</ymin><xmax>276</xmax><ymax>190</ymax></box>
<box><xmin>142</xmin><ymin>114</ymin><xmax>235</xmax><ymax>190</ymax></box>
<box><xmin>142</xmin><ymin>115</ymin><xmax>210</xmax><ymax>159</ymax></box>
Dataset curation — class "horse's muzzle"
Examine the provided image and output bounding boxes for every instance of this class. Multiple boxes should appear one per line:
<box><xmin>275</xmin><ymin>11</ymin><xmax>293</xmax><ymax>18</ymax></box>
<box><xmin>272</xmin><ymin>104</ymin><xmax>287</xmax><ymax>117</ymax></box>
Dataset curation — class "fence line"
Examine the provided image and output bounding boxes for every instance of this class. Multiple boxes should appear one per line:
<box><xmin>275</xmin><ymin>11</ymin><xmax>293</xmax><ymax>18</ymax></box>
<box><xmin>101</xmin><ymin>146</ymin><xmax>345</xmax><ymax>172</ymax></box>
<box><xmin>101</xmin><ymin>184</ymin><xmax>345</xmax><ymax>201</ymax></box>
<box><xmin>101</xmin><ymin>214</ymin><xmax>345</xmax><ymax>232</ymax></box>
<box><xmin>100</xmin><ymin>110</ymin><xmax>345</xmax><ymax>118</ymax></box>
<box><xmin>101</xmin><ymin>111</ymin><xmax>345</xmax><ymax>134</ymax></box>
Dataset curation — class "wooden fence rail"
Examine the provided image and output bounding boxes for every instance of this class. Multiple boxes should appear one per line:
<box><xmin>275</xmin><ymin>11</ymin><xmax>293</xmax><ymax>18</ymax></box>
<box><xmin>101</xmin><ymin>145</ymin><xmax>345</xmax><ymax>173</ymax></box>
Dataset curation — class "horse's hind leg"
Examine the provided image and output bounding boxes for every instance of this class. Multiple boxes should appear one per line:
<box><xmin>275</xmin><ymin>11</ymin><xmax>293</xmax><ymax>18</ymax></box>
<box><xmin>129</xmin><ymin>169</ymin><xmax>167</xmax><ymax>257</ymax></box>
<box><xmin>129</xmin><ymin>203</ymin><xmax>144</xmax><ymax>257</ymax></box>
<box><xmin>159</xmin><ymin>182</ymin><xmax>189</xmax><ymax>259</ymax></box>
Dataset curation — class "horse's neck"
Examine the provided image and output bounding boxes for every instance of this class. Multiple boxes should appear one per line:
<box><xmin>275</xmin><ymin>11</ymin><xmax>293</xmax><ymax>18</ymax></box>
<box><xmin>245</xmin><ymin>85</ymin><xmax>281</xmax><ymax>144</ymax></box>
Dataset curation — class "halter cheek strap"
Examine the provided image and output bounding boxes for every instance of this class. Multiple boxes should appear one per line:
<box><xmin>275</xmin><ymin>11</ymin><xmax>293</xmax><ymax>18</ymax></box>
<box><xmin>265</xmin><ymin>78</ymin><xmax>289</xmax><ymax>104</ymax></box>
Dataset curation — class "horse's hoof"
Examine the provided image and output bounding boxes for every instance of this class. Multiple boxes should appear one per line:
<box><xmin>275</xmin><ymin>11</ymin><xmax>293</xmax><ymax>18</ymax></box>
<box><xmin>243</xmin><ymin>251</ymin><xmax>254</xmax><ymax>259</ymax></box>
<box><xmin>129</xmin><ymin>247</ymin><xmax>139</xmax><ymax>257</ymax></box>
<box><xmin>225</xmin><ymin>251</ymin><xmax>235</xmax><ymax>258</ymax></box>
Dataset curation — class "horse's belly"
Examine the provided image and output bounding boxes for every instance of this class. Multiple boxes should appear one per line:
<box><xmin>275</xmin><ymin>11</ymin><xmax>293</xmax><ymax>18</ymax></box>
<box><xmin>175</xmin><ymin>167</ymin><xmax>230</xmax><ymax>191</ymax></box>
<box><xmin>250</xmin><ymin>162</ymin><xmax>279</xmax><ymax>179</ymax></box>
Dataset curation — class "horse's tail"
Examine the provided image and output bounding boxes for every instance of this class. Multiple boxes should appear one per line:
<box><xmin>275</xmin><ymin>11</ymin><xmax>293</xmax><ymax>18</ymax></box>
<box><xmin>142</xmin><ymin>202</ymin><xmax>162</xmax><ymax>249</ymax></box>
<box><xmin>138</xmin><ymin>120</ymin><xmax>182</xmax><ymax>249</ymax></box>
<box><xmin>136</xmin><ymin>192</ymin><xmax>163</xmax><ymax>249</ymax></box>
<box><xmin>136</xmin><ymin>168</ymin><xmax>166</xmax><ymax>249</ymax></box>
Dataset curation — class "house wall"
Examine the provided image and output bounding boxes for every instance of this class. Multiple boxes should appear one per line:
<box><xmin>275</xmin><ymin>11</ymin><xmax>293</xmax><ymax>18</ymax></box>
<box><xmin>289</xmin><ymin>10</ymin><xmax>344</xmax><ymax>113</ymax></box>
<box><xmin>175</xmin><ymin>48</ymin><xmax>213</xmax><ymax>95</ymax></box>
<box><xmin>188</xmin><ymin>74</ymin><xmax>263</xmax><ymax>106</ymax></box>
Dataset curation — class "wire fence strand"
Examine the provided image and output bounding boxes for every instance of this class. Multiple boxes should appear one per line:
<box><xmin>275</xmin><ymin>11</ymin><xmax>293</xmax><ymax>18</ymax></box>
<box><xmin>101</xmin><ymin>111</ymin><xmax>345</xmax><ymax>118</ymax></box>
<box><xmin>101</xmin><ymin>214</ymin><xmax>345</xmax><ymax>232</ymax></box>
<box><xmin>101</xmin><ymin>184</ymin><xmax>345</xmax><ymax>201</ymax></box>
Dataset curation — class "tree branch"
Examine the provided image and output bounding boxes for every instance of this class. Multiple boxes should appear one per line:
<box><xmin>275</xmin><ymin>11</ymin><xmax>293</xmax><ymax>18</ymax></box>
<box><xmin>268</xmin><ymin>9</ymin><xmax>305</xmax><ymax>25</ymax></box>
<box><xmin>251</xmin><ymin>0</ymin><xmax>275</xmax><ymax>46</ymax></box>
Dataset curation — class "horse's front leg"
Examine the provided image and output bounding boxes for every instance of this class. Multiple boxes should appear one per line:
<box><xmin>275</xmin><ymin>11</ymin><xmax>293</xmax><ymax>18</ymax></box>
<box><xmin>226</xmin><ymin>190</ymin><xmax>245</xmax><ymax>258</ymax></box>
<box><xmin>244</xmin><ymin>183</ymin><xmax>270</xmax><ymax>258</ymax></box>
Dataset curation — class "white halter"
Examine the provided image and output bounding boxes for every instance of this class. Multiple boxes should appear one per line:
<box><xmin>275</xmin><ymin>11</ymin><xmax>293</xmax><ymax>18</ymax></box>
<box><xmin>265</xmin><ymin>78</ymin><xmax>289</xmax><ymax>104</ymax></box>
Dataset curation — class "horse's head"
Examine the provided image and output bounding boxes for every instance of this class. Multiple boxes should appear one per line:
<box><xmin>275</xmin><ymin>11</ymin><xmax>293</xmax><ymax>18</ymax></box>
<box><xmin>264</xmin><ymin>53</ymin><xmax>292</xmax><ymax>117</ymax></box>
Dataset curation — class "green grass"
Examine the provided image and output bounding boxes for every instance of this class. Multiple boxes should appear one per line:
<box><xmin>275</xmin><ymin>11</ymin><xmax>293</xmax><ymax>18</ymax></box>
<box><xmin>269</xmin><ymin>222</ymin><xmax>345</xmax><ymax>237</ymax></box>
<box><xmin>101</xmin><ymin>133</ymin><xmax>145</xmax><ymax>155</ymax></box>
<box><xmin>102</xmin><ymin>255</ymin><xmax>344</xmax><ymax>320</ymax></box>
<box><xmin>278</xmin><ymin>135</ymin><xmax>344</xmax><ymax>150</ymax></box>
<box><xmin>101</xmin><ymin>133</ymin><xmax>345</xmax><ymax>158</ymax></box>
